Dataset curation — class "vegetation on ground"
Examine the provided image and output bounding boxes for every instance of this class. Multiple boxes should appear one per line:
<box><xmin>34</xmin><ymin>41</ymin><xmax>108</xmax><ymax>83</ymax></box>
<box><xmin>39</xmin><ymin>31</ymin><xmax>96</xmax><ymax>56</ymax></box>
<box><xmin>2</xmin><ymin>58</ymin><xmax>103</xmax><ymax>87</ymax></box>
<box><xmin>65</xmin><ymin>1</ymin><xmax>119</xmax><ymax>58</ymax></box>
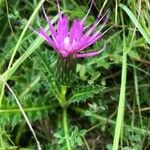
<box><xmin>0</xmin><ymin>0</ymin><xmax>150</xmax><ymax>149</ymax></box>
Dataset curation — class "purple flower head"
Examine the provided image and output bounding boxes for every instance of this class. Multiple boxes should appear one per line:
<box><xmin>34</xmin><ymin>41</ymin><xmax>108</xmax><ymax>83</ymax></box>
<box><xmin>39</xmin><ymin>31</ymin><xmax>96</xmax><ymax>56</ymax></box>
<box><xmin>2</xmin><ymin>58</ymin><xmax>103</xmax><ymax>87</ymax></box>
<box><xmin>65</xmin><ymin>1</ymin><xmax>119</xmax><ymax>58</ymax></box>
<box><xmin>37</xmin><ymin>0</ymin><xmax>109</xmax><ymax>58</ymax></box>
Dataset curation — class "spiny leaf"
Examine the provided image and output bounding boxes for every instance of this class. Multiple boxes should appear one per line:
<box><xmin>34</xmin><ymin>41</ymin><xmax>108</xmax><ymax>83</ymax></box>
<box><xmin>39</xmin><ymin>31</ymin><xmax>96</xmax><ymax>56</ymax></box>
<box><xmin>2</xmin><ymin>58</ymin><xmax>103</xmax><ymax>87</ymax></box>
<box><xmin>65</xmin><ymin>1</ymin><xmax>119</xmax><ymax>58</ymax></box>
<box><xmin>69</xmin><ymin>85</ymin><xmax>105</xmax><ymax>104</ymax></box>
<box><xmin>36</xmin><ymin>50</ymin><xmax>59</xmax><ymax>97</ymax></box>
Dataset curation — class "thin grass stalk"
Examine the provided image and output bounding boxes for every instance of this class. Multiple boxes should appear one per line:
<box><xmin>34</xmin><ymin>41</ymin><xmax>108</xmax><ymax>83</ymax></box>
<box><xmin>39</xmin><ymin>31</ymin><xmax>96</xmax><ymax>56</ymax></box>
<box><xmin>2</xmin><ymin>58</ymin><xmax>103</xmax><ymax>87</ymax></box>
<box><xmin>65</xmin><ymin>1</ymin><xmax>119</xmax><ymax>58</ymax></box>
<box><xmin>115</xmin><ymin>0</ymin><xmax>118</xmax><ymax>24</ymax></box>
<box><xmin>130</xmin><ymin>0</ymin><xmax>143</xmax><ymax>130</ymax></box>
<box><xmin>133</xmin><ymin>62</ymin><xmax>143</xmax><ymax>129</ymax></box>
<box><xmin>0</xmin><ymin>75</ymin><xmax>41</xmax><ymax>150</ymax></box>
<box><xmin>0</xmin><ymin>0</ymin><xmax>45</xmax><ymax>107</ymax></box>
<box><xmin>82</xmin><ymin>136</ymin><xmax>91</xmax><ymax>150</ymax></box>
<box><xmin>119</xmin><ymin>4</ymin><xmax>150</xmax><ymax>44</ymax></box>
<box><xmin>7</xmin><ymin>0</ymin><xmax>45</xmax><ymax>70</ymax></box>
<box><xmin>0</xmin><ymin>14</ymin><xmax>58</xmax><ymax>86</ymax></box>
<box><xmin>112</xmin><ymin>10</ymin><xmax>127</xmax><ymax>150</ymax></box>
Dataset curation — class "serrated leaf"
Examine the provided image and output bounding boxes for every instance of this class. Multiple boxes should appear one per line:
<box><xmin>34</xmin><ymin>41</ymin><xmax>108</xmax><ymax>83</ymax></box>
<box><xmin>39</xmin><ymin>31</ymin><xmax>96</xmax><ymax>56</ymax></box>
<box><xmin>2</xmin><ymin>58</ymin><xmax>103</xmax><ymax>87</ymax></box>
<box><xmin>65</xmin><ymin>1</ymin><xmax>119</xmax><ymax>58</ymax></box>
<box><xmin>36</xmin><ymin>50</ymin><xmax>59</xmax><ymax>97</ymax></box>
<box><xmin>69</xmin><ymin>85</ymin><xmax>105</xmax><ymax>104</ymax></box>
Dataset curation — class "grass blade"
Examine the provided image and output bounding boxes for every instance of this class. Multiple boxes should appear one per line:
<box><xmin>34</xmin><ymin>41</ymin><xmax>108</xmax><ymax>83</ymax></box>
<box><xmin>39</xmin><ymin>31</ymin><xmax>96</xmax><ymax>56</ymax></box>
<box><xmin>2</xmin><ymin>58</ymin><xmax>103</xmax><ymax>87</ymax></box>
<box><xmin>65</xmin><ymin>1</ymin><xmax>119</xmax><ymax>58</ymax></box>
<box><xmin>1</xmin><ymin>15</ymin><xmax>58</xmax><ymax>83</ymax></box>
<box><xmin>119</xmin><ymin>4</ymin><xmax>150</xmax><ymax>44</ymax></box>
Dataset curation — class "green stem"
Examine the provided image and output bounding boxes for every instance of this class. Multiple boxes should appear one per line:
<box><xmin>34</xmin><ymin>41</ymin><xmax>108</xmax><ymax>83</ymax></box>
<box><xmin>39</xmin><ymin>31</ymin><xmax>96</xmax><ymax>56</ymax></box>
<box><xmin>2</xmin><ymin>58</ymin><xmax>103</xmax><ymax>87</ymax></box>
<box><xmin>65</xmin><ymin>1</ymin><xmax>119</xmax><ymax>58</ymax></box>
<box><xmin>63</xmin><ymin>0</ymin><xmax>66</xmax><ymax>9</ymax></box>
<box><xmin>82</xmin><ymin>136</ymin><xmax>91</xmax><ymax>150</ymax></box>
<box><xmin>133</xmin><ymin>61</ymin><xmax>143</xmax><ymax>129</ymax></box>
<box><xmin>72</xmin><ymin>107</ymin><xmax>150</xmax><ymax>136</ymax></box>
<box><xmin>0</xmin><ymin>104</ymin><xmax>58</xmax><ymax>113</ymax></box>
<box><xmin>63</xmin><ymin>108</ymin><xmax>71</xmax><ymax>150</ymax></box>
<box><xmin>60</xmin><ymin>85</ymin><xmax>67</xmax><ymax>105</ymax></box>
<box><xmin>15</xmin><ymin>123</ymin><xmax>25</xmax><ymax>145</ymax></box>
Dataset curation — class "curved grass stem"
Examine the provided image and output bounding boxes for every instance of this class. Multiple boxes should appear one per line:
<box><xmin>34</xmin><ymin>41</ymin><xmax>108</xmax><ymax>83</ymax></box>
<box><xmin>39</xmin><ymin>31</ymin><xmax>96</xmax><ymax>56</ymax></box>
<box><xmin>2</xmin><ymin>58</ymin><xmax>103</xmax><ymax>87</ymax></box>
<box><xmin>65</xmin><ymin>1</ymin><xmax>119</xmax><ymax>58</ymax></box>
<box><xmin>0</xmin><ymin>74</ymin><xmax>41</xmax><ymax>150</ymax></box>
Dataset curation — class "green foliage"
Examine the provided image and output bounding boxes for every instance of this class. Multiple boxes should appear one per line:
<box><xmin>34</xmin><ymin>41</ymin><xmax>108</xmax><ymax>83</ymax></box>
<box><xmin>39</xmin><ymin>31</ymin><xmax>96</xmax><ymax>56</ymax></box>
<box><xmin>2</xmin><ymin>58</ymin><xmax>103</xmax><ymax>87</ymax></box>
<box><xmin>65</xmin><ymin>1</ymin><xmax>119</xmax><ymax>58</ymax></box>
<box><xmin>69</xmin><ymin>85</ymin><xmax>105</xmax><ymax>104</ymax></box>
<box><xmin>0</xmin><ymin>0</ymin><xmax>150</xmax><ymax>149</ymax></box>
<box><xmin>54</xmin><ymin>127</ymin><xmax>86</xmax><ymax>149</ymax></box>
<box><xmin>35</xmin><ymin>49</ymin><xmax>59</xmax><ymax>97</ymax></box>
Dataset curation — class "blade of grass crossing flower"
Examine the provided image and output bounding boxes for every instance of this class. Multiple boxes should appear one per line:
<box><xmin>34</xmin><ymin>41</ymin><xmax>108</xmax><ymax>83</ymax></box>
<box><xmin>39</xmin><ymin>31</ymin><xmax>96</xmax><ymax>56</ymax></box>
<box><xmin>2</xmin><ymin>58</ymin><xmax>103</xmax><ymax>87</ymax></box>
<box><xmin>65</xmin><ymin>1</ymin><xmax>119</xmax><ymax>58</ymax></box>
<box><xmin>8</xmin><ymin>0</ymin><xmax>45</xmax><ymax>69</ymax></box>
<box><xmin>1</xmin><ymin>36</ymin><xmax>44</xmax><ymax>83</ymax></box>
<box><xmin>1</xmin><ymin>15</ymin><xmax>58</xmax><ymax>84</ymax></box>
<box><xmin>0</xmin><ymin>14</ymin><xmax>58</xmax><ymax>107</ymax></box>
<box><xmin>0</xmin><ymin>74</ymin><xmax>41</xmax><ymax>150</ymax></box>
<box><xmin>0</xmin><ymin>0</ymin><xmax>45</xmax><ymax>107</ymax></box>
<box><xmin>112</xmin><ymin>11</ymin><xmax>127</xmax><ymax>150</ymax></box>
<box><xmin>119</xmin><ymin>4</ymin><xmax>150</xmax><ymax>44</ymax></box>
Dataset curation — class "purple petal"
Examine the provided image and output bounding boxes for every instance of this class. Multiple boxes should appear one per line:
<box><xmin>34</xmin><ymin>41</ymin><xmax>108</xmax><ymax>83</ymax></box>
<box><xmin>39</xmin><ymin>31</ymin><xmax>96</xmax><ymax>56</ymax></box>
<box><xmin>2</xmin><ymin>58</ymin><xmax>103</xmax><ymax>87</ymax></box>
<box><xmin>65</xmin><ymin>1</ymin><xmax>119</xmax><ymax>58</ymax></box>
<box><xmin>81</xmin><ymin>0</ymin><xmax>94</xmax><ymax>24</ymax></box>
<box><xmin>56</xmin><ymin>0</ymin><xmax>62</xmax><ymax>19</ymax></box>
<box><xmin>38</xmin><ymin>28</ymin><xmax>56</xmax><ymax>49</ymax></box>
<box><xmin>75</xmin><ymin>51</ymin><xmax>100</xmax><ymax>58</ymax></box>
<box><xmin>73</xmin><ymin>31</ymin><xmax>100</xmax><ymax>52</ymax></box>
<box><xmin>70</xmin><ymin>19</ymin><xmax>83</xmax><ymax>42</ymax></box>
<box><xmin>83</xmin><ymin>10</ymin><xmax>110</xmax><ymax>37</ymax></box>
<box><xmin>68</xmin><ymin>31</ymin><xmax>100</xmax><ymax>54</ymax></box>
<box><xmin>57</xmin><ymin>16</ymin><xmax>68</xmax><ymax>39</ymax></box>
<box><xmin>79</xmin><ymin>25</ymin><xmax>112</xmax><ymax>51</ymax></box>
<box><xmin>79</xmin><ymin>33</ymin><xmax>102</xmax><ymax>51</ymax></box>
<box><xmin>42</xmin><ymin>5</ymin><xmax>57</xmax><ymax>40</ymax></box>
<box><xmin>55</xmin><ymin>35</ymin><xmax>69</xmax><ymax>54</ymax></box>
<box><xmin>75</xmin><ymin>44</ymin><xmax>106</xmax><ymax>58</ymax></box>
<box><xmin>68</xmin><ymin>36</ymin><xmax>90</xmax><ymax>54</ymax></box>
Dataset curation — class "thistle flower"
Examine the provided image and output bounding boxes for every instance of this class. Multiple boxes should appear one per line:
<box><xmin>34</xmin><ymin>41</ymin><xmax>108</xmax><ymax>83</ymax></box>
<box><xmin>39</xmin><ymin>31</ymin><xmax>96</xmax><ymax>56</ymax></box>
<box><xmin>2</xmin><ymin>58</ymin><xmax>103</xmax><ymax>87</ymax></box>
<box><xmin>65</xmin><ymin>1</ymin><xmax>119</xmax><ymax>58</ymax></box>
<box><xmin>36</xmin><ymin>0</ymin><xmax>109</xmax><ymax>58</ymax></box>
